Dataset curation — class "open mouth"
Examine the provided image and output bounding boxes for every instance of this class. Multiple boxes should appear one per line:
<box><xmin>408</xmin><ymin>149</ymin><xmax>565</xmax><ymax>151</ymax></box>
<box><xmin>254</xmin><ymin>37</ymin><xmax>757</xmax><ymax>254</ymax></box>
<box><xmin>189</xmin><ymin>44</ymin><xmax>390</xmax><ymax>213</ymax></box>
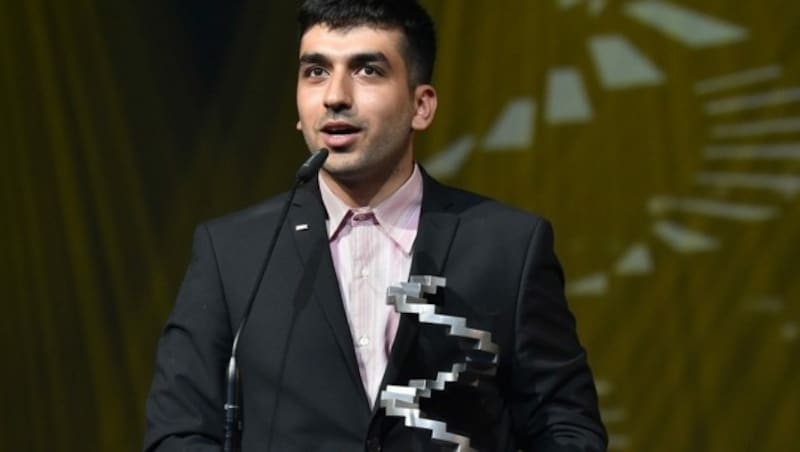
<box><xmin>320</xmin><ymin>122</ymin><xmax>362</xmax><ymax>148</ymax></box>
<box><xmin>321</xmin><ymin>123</ymin><xmax>361</xmax><ymax>134</ymax></box>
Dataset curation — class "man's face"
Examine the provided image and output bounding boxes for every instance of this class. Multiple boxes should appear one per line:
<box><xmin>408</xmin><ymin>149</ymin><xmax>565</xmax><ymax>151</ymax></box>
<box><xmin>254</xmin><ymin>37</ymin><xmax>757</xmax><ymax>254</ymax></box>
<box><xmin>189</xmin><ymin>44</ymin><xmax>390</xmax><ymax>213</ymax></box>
<box><xmin>296</xmin><ymin>24</ymin><xmax>434</xmax><ymax>183</ymax></box>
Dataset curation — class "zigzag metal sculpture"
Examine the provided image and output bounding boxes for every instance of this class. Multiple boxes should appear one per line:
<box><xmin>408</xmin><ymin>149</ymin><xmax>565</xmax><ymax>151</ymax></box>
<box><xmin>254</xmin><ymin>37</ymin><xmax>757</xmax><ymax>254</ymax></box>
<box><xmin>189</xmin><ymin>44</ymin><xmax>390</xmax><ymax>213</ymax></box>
<box><xmin>379</xmin><ymin>275</ymin><xmax>499</xmax><ymax>452</ymax></box>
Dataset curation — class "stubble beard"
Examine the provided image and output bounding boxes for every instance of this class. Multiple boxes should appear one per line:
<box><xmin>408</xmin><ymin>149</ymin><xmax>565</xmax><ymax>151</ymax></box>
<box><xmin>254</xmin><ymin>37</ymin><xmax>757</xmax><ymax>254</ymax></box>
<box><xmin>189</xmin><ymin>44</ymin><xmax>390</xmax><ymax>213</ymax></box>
<box><xmin>319</xmin><ymin>122</ymin><xmax>414</xmax><ymax>189</ymax></box>
<box><xmin>324</xmin><ymin>142</ymin><xmax>405</xmax><ymax>190</ymax></box>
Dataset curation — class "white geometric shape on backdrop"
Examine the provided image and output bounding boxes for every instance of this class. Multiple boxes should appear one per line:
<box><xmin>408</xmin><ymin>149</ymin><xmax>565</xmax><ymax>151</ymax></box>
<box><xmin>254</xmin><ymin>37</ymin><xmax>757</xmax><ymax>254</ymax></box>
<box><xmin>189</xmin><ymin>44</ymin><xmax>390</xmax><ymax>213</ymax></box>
<box><xmin>653</xmin><ymin>221</ymin><xmax>720</xmax><ymax>253</ymax></box>
<box><xmin>648</xmin><ymin>195</ymin><xmax>779</xmax><ymax>222</ymax></box>
<box><xmin>558</xmin><ymin>0</ymin><xmax>583</xmax><ymax>10</ymax></box>
<box><xmin>711</xmin><ymin>116</ymin><xmax>800</xmax><ymax>139</ymax></box>
<box><xmin>695</xmin><ymin>171</ymin><xmax>800</xmax><ymax>199</ymax></box>
<box><xmin>614</xmin><ymin>243</ymin><xmax>654</xmax><ymax>276</ymax></box>
<box><xmin>546</xmin><ymin>67</ymin><xmax>594</xmax><ymax>124</ymax></box>
<box><xmin>624</xmin><ymin>0</ymin><xmax>748</xmax><ymax>48</ymax></box>
<box><xmin>483</xmin><ymin>98</ymin><xmax>536</xmax><ymax>151</ymax></box>
<box><xmin>704</xmin><ymin>87</ymin><xmax>800</xmax><ymax>115</ymax></box>
<box><xmin>594</xmin><ymin>379</ymin><xmax>613</xmax><ymax>397</ymax></box>
<box><xmin>589</xmin><ymin>35</ymin><xmax>665</xmax><ymax>89</ymax></box>
<box><xmin>588</xmin><ymin>0</ymin><xmax>607</xmax><ymax>16</ymax></box>
<box><xmin>781</xmin><ymin>322</ymin><xmax>799</xmax><ymax>342</ymax></box>
<box><xmin>566</xmin><ymin>272</ymin><xmax>609</xmax><ymax>297</ymax></box>
<box><xmin>704</xmin><ymin>143</ymin><xmax>800</xmax><ymax>161</ymax></box>
<box><xmin>608</xmin><ymin>433</ymin><xmax>632</xmax><ymax>451</ymax></box>
<box><xmin>694</xmin><ymin>65</ymin><xmax>782</xmax><ymax>95</ymax></box>
<box><xmin>422</xmin><ymin>135</ymin><xmax>475</xmax><ymax>179</ymax></box>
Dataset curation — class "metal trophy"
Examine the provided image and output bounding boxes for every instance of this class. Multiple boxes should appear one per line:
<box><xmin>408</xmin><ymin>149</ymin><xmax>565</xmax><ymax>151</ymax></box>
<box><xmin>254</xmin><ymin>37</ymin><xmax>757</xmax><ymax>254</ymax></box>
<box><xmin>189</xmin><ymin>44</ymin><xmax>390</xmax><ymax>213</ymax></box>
<box><xmin>379</xmin><ymin>275</ymin><xmax>499</xmax><ymax>452</ymax></box>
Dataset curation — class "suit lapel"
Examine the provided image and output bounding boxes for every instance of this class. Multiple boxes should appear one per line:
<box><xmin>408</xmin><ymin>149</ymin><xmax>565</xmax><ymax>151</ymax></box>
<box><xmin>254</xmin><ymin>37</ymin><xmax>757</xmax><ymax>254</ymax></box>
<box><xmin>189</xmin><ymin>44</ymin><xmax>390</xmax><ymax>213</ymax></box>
<box><xmin>289</xmin><ymin>182</ymin><xmax>370</xmax><ymax>408</ymax></box>
<box><xmin>288</xmin><ymin>171</ymin><xmax>462</xmax><ymax>414</ymax></box>
<box><xmin>375</xmin><ymin>171</ymin><xmax>460</xmax><ymax>411</ymax></box>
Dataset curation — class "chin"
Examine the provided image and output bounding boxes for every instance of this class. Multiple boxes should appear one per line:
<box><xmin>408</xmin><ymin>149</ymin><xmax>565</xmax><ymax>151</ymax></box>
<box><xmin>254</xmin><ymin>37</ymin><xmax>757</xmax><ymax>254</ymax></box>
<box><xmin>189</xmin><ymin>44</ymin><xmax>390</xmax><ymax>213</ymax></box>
<box><xmin>324</xmin><ymin>165</ymin><xmax>363</xmax><ymax>180</ymax></box>
<box><xmin>323</xmin><ymin>159</ymin><xmax>372</xmax><ymax>182</ymax></box>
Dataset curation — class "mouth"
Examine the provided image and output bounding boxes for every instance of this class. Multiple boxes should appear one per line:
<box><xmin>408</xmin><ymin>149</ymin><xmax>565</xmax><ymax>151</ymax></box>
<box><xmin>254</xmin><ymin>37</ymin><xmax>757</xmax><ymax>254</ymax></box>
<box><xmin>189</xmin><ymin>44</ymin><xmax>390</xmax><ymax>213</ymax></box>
<box><xmin>320</xmin><ymin>122</ymin><xmax>363</xmax><ymax>149</ymax></box>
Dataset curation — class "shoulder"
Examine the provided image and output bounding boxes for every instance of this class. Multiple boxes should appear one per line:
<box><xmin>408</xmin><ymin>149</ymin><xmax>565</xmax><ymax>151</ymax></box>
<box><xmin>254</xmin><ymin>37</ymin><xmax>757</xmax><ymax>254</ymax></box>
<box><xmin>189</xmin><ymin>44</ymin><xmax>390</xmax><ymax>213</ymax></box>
<box><xmin>200</xmin><ymin>191</ymin><xmax>293</xmax><ymax>240</ymax></box>
<box><xmin>424</xmin><ymin>174</ymin><xmax>549</xmax><ymax>234</ymax></box>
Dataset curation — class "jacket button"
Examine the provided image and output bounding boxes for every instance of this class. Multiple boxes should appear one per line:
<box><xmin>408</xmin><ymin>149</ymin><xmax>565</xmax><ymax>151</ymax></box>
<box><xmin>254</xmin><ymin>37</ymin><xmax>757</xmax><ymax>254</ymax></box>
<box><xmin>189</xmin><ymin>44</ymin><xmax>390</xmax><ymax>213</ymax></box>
<box><xmin>366</xmin><ymin>437</ymin><xmax>381</xmax><ymax>452</ymax></box>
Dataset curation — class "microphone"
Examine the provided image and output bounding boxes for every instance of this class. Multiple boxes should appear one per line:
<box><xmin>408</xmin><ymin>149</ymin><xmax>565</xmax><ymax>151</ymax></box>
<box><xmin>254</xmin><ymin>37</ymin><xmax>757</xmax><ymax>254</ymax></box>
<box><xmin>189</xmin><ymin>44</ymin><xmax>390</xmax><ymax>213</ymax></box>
<box><xmin>223</xmin><ymin>148</ymin><xmax>329</xmax><ymax>452</ymax></box>
<box><xmin>296</xmin><ymin>148</ymin><xmax>329</xmax><ymax>183</ymax></box>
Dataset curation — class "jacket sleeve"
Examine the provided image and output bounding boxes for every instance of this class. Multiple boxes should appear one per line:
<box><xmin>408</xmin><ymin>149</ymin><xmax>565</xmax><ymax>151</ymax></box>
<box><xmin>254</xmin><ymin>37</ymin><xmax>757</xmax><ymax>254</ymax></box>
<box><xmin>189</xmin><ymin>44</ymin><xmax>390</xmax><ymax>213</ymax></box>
<box><xmin>144</xmin><ymin>224</ymin><xmax>231</xmax><ymax>451</ymax></box>
<box><xmin>510</xmin><ymin>219</ymin><xmax>608</xmax><ymax>452</ymax></box>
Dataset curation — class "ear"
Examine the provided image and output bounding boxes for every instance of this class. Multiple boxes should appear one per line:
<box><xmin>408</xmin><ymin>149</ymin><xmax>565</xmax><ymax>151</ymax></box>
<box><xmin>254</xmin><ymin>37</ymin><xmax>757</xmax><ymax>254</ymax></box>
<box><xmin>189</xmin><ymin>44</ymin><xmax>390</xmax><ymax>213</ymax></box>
<box><xmin>296</xmin><ymin>120</ymin><xmax>302</xmax><ymax>131</ymax></box>
<box><xmin>411</xmin><ymin>84</ymin><xmax>437</xmax><ymax>131</ymax></box>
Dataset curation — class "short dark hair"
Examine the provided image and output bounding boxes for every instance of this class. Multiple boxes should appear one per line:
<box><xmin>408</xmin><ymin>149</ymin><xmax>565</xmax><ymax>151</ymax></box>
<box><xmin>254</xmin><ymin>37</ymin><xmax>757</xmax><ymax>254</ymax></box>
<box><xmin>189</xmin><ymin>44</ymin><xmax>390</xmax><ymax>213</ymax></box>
<box><xmin>297</xmin><ymin>0</ymin><xmax>437</xmax><ymax>86</ymax></box>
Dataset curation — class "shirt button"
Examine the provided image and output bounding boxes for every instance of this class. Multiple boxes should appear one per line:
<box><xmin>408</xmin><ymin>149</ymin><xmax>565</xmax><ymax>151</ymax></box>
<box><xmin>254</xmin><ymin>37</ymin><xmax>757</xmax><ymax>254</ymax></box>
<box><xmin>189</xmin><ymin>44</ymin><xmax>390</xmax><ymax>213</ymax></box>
<box><xmin>360</xmin><ymin>268</ymin><xmax>369</xmax><ymax>278</ymax></box>
<box><xmin>358</xmin><ymin>336</ymin><xmax>370</xmax><ymax>347</ymax></box>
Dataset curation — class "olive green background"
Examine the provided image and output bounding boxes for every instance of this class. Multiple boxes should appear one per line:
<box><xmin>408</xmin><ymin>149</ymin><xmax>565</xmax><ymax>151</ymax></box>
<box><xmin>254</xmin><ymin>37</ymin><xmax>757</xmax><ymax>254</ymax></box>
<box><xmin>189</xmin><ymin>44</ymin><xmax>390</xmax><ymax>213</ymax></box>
<box><xmin>2</xmin><ymin>1</ymin><xmax>798</xmax><ymax>450</ymax></box>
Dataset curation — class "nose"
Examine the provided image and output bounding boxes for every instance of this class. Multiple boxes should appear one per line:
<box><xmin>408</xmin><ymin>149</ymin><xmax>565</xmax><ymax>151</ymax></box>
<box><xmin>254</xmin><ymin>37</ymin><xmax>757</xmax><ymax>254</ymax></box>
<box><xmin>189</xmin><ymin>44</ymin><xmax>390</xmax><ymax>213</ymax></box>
<box><xmin>323</xmin><ymin>71</ymin><xmax>352</xmax><ymax>113</ymax></box>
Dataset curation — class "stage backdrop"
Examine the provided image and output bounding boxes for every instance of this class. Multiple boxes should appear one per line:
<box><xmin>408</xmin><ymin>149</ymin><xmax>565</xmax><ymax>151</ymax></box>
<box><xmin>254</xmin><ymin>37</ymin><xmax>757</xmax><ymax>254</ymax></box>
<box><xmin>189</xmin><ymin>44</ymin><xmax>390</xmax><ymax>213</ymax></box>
<box><xmin>2</xmin><ymin>1</ymin><xmax>798</xmax><ymax>450</ymax></box>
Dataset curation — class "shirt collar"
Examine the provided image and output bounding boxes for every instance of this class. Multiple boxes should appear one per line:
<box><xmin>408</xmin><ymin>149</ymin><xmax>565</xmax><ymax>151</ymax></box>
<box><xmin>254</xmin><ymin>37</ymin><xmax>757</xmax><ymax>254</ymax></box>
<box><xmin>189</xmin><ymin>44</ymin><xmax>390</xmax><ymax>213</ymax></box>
<box><xmin>318</xmin><ymin>164</ymin><xmax>423</xmax><ymax>254</ymax></box>
<box><xmin>318</xmin><ymin>172</ymin><xmax>351</xmax><ymax>240</ymax></box>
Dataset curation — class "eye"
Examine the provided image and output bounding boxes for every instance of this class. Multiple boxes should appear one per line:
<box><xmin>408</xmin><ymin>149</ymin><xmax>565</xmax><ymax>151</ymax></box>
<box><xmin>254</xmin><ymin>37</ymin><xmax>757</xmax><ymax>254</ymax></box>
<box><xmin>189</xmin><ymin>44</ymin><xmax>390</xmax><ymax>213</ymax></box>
<box><xmin>304</xmin><ymin>66</ymin><xmax>327</xmax><ymax>78</ymax></box>
<box><xmin>359</xmin><ymin>65</ymin><xmax>382</xmax><ymax>77</ymax></box>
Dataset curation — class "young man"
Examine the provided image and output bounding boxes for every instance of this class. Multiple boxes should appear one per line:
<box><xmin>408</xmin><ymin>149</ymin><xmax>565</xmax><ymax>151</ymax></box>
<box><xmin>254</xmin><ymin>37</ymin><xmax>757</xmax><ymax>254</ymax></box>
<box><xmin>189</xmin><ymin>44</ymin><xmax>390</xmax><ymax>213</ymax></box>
<box><xmin>144</xmin><ymin>1</ymin><xmax>607</xmax><ymax>451</ymax></box>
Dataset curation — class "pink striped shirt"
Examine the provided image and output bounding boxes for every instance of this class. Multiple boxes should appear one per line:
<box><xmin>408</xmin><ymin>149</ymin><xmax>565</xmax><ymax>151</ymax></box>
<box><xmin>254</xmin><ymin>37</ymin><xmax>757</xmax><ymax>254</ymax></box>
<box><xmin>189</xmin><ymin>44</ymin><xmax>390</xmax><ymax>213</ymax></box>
<box><xmin>318</xmin><ymin>165</ymin><xmax>422</xmax><ymax>406</ymax></box>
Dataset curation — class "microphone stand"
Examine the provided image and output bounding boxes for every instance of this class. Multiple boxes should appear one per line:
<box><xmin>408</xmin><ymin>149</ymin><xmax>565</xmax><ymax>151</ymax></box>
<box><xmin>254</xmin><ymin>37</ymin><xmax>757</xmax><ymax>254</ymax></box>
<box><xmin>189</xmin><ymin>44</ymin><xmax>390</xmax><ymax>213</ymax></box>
<box><xmin>223</xmin><ymin>149</ymin><xmax>329</xmax><ymax>452</ymax></box>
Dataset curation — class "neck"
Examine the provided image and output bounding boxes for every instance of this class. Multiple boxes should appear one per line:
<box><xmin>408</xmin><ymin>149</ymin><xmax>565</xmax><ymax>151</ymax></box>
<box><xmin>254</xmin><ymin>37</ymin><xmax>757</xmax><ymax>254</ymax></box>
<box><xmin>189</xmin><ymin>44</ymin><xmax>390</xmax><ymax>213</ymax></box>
<box><xmin>320</xmin><ymin>154</ymin><xmax>414</xmax><ymax>208</ymax></box>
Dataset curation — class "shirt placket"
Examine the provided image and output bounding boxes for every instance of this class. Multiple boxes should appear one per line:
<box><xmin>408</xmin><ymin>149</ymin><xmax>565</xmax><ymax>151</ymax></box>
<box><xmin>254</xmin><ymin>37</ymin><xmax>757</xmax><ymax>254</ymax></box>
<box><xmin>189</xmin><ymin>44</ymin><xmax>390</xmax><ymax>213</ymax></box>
<box><xmin>349</xmin><ymin>211</ymin><xmax>377</xmax><ymax>396</ymax></box>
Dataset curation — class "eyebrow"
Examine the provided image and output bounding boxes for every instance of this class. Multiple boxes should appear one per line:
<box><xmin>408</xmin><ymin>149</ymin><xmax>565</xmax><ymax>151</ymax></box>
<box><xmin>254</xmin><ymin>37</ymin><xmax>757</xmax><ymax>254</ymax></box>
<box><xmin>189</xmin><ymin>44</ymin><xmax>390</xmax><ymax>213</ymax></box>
<box><xmin>350</xmin><ymin>52</ymin><xmax>390</xmax><ymax>67</ymax></box>
<box><xmin>299</xmin><ymin>52</ymin><xmax>330</xmax><ymax>66</ymax></box>
<box><xmin>298</xmin><ymin>51</ymin><xmax>391</xmax><ymax>68</ymax></box>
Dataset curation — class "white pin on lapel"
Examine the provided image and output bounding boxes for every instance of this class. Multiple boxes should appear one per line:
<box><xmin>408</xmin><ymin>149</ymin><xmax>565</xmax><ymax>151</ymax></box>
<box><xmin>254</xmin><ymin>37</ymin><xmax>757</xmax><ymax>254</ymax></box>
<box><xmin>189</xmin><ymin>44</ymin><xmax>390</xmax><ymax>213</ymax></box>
<box><xmin>295</xmin><ymin>224</ymin><xmax>309</xmax><ymax>231</ymax></box>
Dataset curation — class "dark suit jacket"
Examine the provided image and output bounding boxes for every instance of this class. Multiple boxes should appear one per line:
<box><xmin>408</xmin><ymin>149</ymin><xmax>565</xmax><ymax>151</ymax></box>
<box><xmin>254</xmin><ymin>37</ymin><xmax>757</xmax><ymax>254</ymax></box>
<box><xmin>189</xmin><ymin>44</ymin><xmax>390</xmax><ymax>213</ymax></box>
<box><xmin>144</xmin><ymin>171</ymin><xmax>607</xmax><ymax>451</ymax></box>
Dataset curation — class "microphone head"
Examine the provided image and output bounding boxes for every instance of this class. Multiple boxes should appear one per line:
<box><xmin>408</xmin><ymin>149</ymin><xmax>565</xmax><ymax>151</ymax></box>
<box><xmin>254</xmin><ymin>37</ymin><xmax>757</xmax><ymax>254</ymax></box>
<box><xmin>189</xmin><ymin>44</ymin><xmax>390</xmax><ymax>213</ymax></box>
<box><xmin>296</xmin><ymin>148</ymin><xmax>329</xmax><ymax>183</ymax></box>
